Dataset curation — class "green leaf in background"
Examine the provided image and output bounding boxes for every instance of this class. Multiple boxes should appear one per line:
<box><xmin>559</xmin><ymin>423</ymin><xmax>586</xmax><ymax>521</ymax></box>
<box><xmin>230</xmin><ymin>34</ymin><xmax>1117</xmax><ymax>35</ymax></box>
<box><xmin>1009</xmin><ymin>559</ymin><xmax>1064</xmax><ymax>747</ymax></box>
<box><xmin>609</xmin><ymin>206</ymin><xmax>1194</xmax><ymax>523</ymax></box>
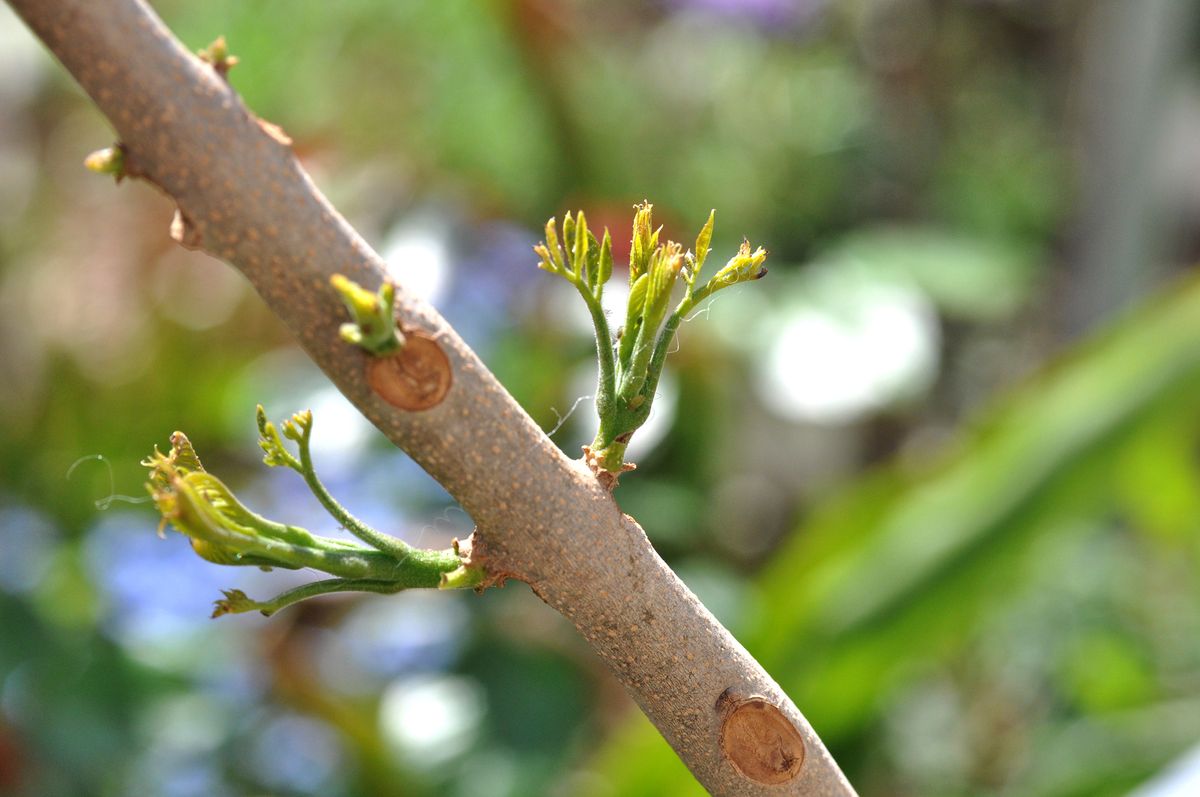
<box><xmin>587</xmin><ymin>273</ymin><xmax>1200</xmax><ymax>797</ymax></box>
<box><xmin>820</xmin><ymin>227</ymin><xmax>1038</xmax><ymax>321</ymax></box>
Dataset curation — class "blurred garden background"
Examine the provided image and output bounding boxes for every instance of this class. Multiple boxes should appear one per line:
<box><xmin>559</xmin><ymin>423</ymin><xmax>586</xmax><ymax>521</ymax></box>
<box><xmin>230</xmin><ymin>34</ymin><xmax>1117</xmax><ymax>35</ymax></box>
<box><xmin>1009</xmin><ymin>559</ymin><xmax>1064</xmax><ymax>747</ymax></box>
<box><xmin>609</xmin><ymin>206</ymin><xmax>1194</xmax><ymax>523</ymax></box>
<box><xmin>3</xmin><ymin>0</ymin><xmax>1200</xmax><ymax>795</ymax></box>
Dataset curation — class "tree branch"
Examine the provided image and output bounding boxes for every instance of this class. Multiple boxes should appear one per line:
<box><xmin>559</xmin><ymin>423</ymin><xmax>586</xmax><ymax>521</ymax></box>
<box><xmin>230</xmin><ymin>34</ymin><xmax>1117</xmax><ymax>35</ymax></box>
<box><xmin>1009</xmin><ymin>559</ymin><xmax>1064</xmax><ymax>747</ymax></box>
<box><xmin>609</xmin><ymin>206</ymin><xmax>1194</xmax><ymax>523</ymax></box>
<box><xmin>7</xmin><ymin>1</ymin><xmax>856</xmax><ymax>793</ymax></box>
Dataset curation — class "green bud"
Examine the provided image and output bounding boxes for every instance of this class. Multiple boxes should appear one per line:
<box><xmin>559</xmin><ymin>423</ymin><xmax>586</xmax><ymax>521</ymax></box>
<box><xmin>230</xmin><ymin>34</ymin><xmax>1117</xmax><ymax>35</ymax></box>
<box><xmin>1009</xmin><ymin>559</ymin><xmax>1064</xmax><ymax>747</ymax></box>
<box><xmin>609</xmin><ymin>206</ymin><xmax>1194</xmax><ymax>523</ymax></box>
<box><xmin>563</xmin><ymin>213</ymin><xmax>578</xmax><ymax>276</ymax></box>
<box><xmin>543</xmin><ymin>217</ymin><xmax>565</xmax><ymax>271</ymax></box>
<box><xmin>330</xmin><ymin>274</ymin><xmax>404</xmax><ymax>355</ymax></box>
<box><xmin>533</xmin><ymin>244</ymin><xmax>556</xmax><ymax>273</ymax></box>
<box><xmin>256</xmin><ymin>404</ymin><xmax>300</xmax><ymax>470</ymax></box>
<box><xmin>630</xmin><ymin>202</ymin><xmax>654</xmax><ymax>283</ymax></box>
<box><xmin>597</xmin><ymin>229</ymin><xmax>613</xmax><ymax>294</ymax></box>
<box><xmin>84</xmin><ymin>145</ymin><xmax>126</xmax><ymax>179</ymax></box>
<box><xmin>197</xmin><ymin>35</ymin><xmax>239</xmax><ymax>76</ymax></box>
<box><xmin>573</xmin><ymin>211</ymin><xmax>590</xmax><ymax>281</ymax></box>
<box><xmin>331</xmin><ymin>273</ymin><xmax>377</xmax><ymax>321</ymax></box>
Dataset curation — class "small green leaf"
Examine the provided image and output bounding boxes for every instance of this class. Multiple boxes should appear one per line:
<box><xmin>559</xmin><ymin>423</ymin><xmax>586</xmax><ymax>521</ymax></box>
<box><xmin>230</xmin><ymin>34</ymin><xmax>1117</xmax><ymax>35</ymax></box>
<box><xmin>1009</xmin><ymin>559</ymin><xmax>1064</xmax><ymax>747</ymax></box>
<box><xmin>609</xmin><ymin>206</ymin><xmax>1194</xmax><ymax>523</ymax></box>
<box><xmin>643</xmin><ymin>243</ymin><xmax>683</xmax><ymax>335</ymax></box>
<box><xmin>692</xmin><ymin>209</ymin><xmax>715</xmax><ymax>282</ymax></box>
<box><xmin>619</xmin><ymin>272</ymin><xmax>651</xmax><ymax>368</ymax></box>
<box><xmin>169</xmin><ymin>431</ymin><xmax>204</xmax><ymax>474</ymax></box>
<box><xmin>212</xmin><ymin>588</ymin><xmax>259</xmax><ymax>617</ymax></box>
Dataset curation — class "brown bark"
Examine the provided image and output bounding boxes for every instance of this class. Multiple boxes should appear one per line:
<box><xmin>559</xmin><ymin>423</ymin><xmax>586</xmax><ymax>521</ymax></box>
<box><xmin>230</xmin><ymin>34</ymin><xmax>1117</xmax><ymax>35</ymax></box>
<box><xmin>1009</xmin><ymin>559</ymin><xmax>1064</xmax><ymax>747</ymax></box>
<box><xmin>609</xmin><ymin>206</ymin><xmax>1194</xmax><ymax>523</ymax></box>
<box><xmin>6</xmin><ymin>1</ymin><xmax>856</xmax><ymax>793</ymax></box>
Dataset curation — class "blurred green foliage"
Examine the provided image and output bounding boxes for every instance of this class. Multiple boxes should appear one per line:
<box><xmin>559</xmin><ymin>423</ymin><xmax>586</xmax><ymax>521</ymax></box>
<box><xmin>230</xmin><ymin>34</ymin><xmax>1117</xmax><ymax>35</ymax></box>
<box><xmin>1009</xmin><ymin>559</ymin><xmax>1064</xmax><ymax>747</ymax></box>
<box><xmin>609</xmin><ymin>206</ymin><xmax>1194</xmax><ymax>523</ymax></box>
<box><xmin>2</xmin><ymin>1</ymin><xmax>1199</xmax><ymax>796</ymax></box>
<box><xmin>589</xmin><ymin>274</ymin><xmax>1200</xmax><ymax>797</ymax></box>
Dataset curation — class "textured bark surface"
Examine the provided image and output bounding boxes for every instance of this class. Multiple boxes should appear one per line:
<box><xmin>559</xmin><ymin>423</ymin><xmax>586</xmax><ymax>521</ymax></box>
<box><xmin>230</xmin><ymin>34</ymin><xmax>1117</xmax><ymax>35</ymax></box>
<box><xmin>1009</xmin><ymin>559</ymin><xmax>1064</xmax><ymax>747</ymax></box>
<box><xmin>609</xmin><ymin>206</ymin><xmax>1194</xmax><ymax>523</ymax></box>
<box><xmin>7</xmin><ymin>1</ymin><xmax>856</xmax><ymax>794</ymax></box>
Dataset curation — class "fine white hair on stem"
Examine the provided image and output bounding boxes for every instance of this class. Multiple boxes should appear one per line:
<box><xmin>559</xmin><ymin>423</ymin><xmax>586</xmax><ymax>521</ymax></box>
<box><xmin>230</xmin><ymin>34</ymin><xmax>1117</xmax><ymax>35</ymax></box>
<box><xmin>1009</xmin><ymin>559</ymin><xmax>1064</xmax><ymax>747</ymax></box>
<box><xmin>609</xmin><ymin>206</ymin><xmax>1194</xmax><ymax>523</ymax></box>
<box><xmin>683</xmin><ymin>293</ymin><xmax>721</xmax><ymax>323</ymax></box>
<box><xmin>667</xmin><ymin>330</ymin><xmax>682</xmax><ymax>356</ymax></box>
<box><xmin>547</xmin><ymin>394</ymin><xmax>593</xmax><ymax>437</ymax></box>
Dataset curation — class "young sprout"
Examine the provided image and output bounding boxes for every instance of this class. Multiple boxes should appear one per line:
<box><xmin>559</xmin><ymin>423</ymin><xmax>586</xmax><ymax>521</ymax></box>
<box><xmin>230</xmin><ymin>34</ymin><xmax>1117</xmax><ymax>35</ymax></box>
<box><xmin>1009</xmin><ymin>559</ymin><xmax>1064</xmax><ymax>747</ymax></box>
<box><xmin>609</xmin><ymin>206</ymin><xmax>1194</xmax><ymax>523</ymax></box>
<box><xmin>84</xmin><ymin>144</ymin><xmax>126</xmax><ymax>180</ymax></box>
<box><xmin>534</xmin><ymin>202</ymin><xmax>767</xmax><ymax>484</ymax></box>
<box><xmin>330</xmin><ymin>274</ymin><xmax>406</xmax><ymax>355</ymax></box>
<box><xmin>144</xmin><ymin>408</ymin><xmax>483</xmax><ymax>618</ymax></box>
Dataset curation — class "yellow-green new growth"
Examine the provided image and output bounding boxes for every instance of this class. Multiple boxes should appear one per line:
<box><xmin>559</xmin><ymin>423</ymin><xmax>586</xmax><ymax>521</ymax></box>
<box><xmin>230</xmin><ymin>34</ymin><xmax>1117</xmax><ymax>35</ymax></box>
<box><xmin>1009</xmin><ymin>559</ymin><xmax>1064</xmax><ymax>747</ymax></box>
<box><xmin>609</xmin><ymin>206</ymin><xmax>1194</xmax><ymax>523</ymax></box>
<box><xmin>144</xmin><ymin>408</ymin><xmax>484</xmax><ymax>618</ymax></box>
<box><xmin>628</xmin><ymin>202</ymin><xmax>661</xmax><ymax>284</ymax></box>
<box><xmin>690</xmin><ymin>239</ymin><xmax>768</xmax><ymax>305</ymax></box>
<box><xmin>84</xmin><ymin>145</ymin><xmax>125</xmax><ymax>181</ymax></box>
<box><xmin>690</xmin><ymin>209</ymin><xmax>716</xmax><ymax>282</ymax></box>
<box><xmin>532</xmin><ymin>202</ymin><xmax>768</xmax><ymax>481</ymax></box>
<box><xmin>330</xmin><ymin>273</ymin><xmax>405</xmax><ymax>355</ymax></box>
<box><xmin>197</xmin><ymin>35</ymin><xmax>239</xmax><ymax>76</ymax></box>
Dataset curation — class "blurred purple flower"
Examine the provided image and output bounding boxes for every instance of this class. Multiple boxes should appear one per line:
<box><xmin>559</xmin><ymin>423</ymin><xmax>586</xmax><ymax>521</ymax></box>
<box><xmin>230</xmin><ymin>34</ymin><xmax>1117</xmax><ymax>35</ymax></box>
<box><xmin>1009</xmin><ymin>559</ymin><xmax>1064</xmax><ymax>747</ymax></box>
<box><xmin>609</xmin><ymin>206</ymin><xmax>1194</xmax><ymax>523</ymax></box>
<box><xmin>443</xmin><ymin>220</ymin><xmax>540</xmax><ymax>351</ymax></box>
<box><xmin>664</xmin><ymin>0</ymin><xmax>828</xmax><ymax>31</ymax></box>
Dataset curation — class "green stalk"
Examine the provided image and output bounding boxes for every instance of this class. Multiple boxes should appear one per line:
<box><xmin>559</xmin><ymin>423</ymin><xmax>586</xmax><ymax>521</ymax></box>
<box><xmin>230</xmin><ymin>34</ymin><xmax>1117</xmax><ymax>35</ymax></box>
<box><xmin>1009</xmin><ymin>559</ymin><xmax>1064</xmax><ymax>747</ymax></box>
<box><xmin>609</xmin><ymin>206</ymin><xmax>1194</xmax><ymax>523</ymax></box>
<box><xmin>574</xmin><ymin>281</ymin><xmax>618</xmax><ymax>437</ymax></box>
<box><xmin>214</xmin><ymin>578</ymin><xmax>411</xmax><ymax>617</ymax></box>
<box><xmin>291</xmin><ymin>416</ymin><xmax>414</xmax><ymax>558</ymax></box>
<box><xmin>639</xmin><ymin>310</ymin><xmax>684</xmax><ymax>412</ymax></box>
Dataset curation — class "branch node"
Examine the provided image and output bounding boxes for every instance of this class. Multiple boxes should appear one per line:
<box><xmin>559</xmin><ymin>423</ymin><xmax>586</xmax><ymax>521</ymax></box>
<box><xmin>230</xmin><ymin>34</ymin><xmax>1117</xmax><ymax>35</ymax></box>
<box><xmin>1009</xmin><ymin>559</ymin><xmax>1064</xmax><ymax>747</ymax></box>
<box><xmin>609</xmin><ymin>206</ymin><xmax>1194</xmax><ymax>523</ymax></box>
<box><xmin>330</xmin><ymin>273</ymin><xmax>406</xmax><ymax>354</ymax></box>
<box><xmin>257</xmin><ymin>117</ymin><xmax>293</xmax><ymax>147</ymax></box>
<box><xmin>83</xmin><ymin>142</ymin><xmax>127</xmax><ymax>181</ymax></box>
<box><xmin>169</xmin><ymin>207</ymin><xmax>204</xmax><ymax>250</ymax></box>
<box><xmin>582</xmin><ymin>445</ymin><xmax>636</xmax><ymax>490</ymax></box>
<box><xmin>197</xmin><ymin>35</ymin><xmax>238</xmax><ymax>79</ymax></box>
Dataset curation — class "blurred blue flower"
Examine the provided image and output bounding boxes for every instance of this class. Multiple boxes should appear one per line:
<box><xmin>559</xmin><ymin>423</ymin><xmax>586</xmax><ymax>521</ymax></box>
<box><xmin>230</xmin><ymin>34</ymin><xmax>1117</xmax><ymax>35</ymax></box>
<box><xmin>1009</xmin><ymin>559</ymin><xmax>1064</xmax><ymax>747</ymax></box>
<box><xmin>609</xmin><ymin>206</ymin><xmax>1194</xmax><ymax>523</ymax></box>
<box><xmin>343</xmin><ymin>591</ymin><xmax>469</xmax><ymax>677</ymax></box>
<box><xmin>241</xmin><ymin>713</ymin><xmax>346</xmax><ymax>796</ymax></box>
<box><xmin>0</xmin><ymin>502</ymin><xmax>56</xmax><ymax>594</ymax></box>
<box><xmin>130</xmin><ymin>756</ymin><xmax>235</xmax><ymax>797</ymax></box>
<box><xmin>311</xmin><ymin>591</ymin><xmax>471</xmax><ymax>696</ymax></box>
<box><xmin>85</xmin><ymin>512</ymin><xmax>226</xmax><ymax>636</ymax></box>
